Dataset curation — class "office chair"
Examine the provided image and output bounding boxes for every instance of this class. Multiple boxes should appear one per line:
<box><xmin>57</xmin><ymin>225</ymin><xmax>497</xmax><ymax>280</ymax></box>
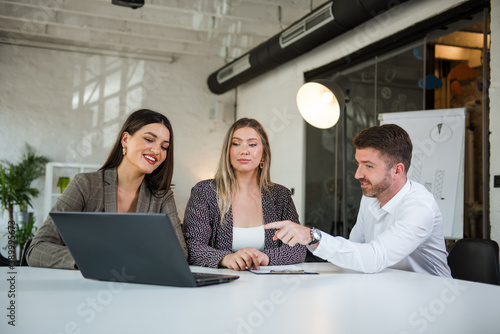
<box><xmin>20</xmin><ymin>239</ymin><xmax>32</xmax><ymax>266</ymax></box>
<box><xmin>447</xmin><ymin>238</ymin><xmax>500</xmax><ymax>285</ymax></box>
<box><xmin>0</xmin><ymin>251</ymin><xmax>10</xmax><ymax>266</ymax></box>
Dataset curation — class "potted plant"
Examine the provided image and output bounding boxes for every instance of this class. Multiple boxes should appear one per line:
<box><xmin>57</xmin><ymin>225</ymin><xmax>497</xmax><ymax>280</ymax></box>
<box><xmin>0</xmin><ymin>143</ymin><xmax>49</xmax><ymax>262</ymax></box>
<box><xmin>4</xmin><ymin>216</ymin><xmax>37</xmax><ymax>263</ymax></box>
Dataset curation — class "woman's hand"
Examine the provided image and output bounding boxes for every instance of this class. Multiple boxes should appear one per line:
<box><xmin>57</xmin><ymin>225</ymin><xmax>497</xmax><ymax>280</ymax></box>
<box><xmin>220</xmin><ymin>248</ymin><xmax>270</xmax><ymax>270</ymax></box>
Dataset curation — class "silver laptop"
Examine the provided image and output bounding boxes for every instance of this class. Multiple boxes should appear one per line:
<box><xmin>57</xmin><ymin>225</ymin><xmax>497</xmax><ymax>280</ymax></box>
<box><xmin>50</xmin><ymin>212</ymin><xmax>239</xmax><ymax>287</ymax></box>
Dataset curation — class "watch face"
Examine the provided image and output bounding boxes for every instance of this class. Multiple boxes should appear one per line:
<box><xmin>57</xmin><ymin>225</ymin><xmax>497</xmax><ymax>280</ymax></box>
<box><xmin>312</xmin><ymin>228</ymin><xmax>321</xmax><ymax>240</ymax></box>
<box><xmin>309</xmin><ymin>228</ymin><xmax>321</xmax><ymax>245</ymax></box>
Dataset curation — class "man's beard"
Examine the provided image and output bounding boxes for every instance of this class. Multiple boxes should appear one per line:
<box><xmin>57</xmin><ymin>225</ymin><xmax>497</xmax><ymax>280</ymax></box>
<box><xmin>359</xmin><ymin>172</ymin><xmax>392</xmax><ymax>198</ymax></box>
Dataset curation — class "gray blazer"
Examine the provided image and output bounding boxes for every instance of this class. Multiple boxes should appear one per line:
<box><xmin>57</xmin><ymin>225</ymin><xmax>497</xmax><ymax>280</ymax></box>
<box><xmin>27</xmin><ymin>168</ymin><xmax>187</xmax><ymax>269</ymax></box>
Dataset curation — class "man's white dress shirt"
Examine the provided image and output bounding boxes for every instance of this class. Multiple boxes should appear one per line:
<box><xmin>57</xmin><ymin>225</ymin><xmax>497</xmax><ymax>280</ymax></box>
<box><xmin>310</xmin><ymin>179</ymin><xmax>452</xmax><ymax>277</ymax></box>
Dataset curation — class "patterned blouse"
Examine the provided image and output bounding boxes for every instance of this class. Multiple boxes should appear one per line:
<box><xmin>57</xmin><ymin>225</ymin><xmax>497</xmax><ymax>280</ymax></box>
<box><xmin>183</xmin><ymin>179</ymin><xmax>307</xmax><ymax>268</ymax></box>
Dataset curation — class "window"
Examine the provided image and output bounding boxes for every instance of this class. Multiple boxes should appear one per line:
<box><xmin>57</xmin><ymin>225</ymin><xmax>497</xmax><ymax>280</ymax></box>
<box><xmin>304</xmin><ymin>9</ymin><xmax>490</xmax><ymax>240</ymax></box>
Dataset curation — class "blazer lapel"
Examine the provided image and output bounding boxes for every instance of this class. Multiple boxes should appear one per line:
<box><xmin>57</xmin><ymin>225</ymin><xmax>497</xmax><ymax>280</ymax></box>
<box><xmin>261</xmin><ymin>187</ymin><xmax>278</xmax><ymax>247</ymax></box>
<box><xmin>136</xmin><ymin>182</ymin><xmax>150</xmax><ymax>212</ymax></box>
<box><xmin>103</xmin><ymin>168</ymin><xmax>118</xmax><ymax>212</ymax></box>
<box><xmin>261</xmin><ymin>187</ymin><xmax>277</xmax><ymax>223</ymax></box>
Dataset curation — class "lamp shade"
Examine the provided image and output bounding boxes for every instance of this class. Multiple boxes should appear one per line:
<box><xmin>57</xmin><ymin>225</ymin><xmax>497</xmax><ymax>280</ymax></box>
<box><xmin>296</xmin><ymin>77</ymin><xmax>350</xmax><ymax>129</ymax></box>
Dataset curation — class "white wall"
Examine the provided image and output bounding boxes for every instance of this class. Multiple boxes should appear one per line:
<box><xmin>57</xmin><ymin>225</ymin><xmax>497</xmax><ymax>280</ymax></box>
<box><xmin>0</xmin><ymin>45</ymin><xmax>235</xmax><ymax>252</ymax></box>
<box><xmin>490</xmin><ymin>0</ymin><xmax>500</xmax><ymax>245</ymax></box>
<box><xmin>237</xmin><ymin>0</ymin><xmax>468</xmax><ymax>223</ymax></box>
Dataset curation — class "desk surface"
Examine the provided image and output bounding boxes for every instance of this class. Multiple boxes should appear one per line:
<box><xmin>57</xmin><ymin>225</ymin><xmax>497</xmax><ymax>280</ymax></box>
<box><xmin>1</xmin><ymin>263</ymin><xmax>500</xmax><ymax>334</ymax></box>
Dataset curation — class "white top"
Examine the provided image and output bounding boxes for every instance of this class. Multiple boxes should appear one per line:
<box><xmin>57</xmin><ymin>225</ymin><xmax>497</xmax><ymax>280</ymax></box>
<box><xmin>310</xmin><ymin>179</ymin><xmax>452</xmax><ymax>277</ymax></box>
<box><xmin>232</xmin><ymin>225</ymin><xmax>265</xmax><ymax>252</ymax></box>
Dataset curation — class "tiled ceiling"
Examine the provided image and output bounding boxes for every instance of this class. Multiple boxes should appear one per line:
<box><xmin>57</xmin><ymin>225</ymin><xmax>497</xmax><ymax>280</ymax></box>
<box><xmin>0</xmin><ymin>0</ymin><xmax>329</xmax><ymax>63</ymax></box>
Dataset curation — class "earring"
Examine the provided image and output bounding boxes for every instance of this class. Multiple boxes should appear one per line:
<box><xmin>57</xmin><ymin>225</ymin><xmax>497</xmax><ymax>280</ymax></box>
<box><xmin>122</xmin><ymin>147</ymin><xmax>127</xmax><ymax>156</ymax></box>
<box><xmin>260</xmin><ymin>159</ymin><xmax>264</xmax><ymax>169</ymax></box>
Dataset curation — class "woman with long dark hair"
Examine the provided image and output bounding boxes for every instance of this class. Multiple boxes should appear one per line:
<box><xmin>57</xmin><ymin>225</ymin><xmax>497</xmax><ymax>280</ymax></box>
<box><xmin>27</xmin><ymin>109</ymin><xmax>187</xmax><ymax>269</ymax></box>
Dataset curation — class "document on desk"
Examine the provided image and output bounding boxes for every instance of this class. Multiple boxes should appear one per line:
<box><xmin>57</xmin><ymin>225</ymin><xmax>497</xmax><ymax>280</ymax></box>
<box><xmin>249</xmin><ymin>265</ymin><xmax>318</xmax><ymax>275</ymax></box>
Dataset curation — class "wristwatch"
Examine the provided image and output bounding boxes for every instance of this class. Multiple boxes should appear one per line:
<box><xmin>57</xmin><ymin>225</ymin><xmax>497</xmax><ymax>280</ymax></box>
<box><xmin>308</xmin><ymin>228</ymin><xmax>322</xmax><ymax>245</ymax></box>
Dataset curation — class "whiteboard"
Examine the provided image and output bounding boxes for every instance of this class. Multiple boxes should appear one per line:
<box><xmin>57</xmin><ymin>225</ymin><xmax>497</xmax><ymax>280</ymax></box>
<box><xmin>379</xmin><ymin>108</ymin><xmax>465</xmax><ymax>239</ymax></box>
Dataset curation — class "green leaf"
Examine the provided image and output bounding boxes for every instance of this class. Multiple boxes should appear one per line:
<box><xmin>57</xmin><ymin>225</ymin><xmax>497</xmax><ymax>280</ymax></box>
<box><xmin>0</xmin><ymin>143</ymin><xmax>50</xmax><ymax>219</ymax></box>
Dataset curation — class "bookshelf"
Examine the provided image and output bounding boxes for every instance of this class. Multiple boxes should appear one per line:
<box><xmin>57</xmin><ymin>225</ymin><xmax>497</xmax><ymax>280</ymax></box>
<box><xmin>43</xmin><ymin>162</ymin><xmax>101</xmax><ymax>219</ymax></box>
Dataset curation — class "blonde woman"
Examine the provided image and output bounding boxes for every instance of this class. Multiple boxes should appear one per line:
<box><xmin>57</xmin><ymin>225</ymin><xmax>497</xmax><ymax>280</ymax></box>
<box><xmin>183</xmin><ymin>118</ymin><xmax>306</xmax><ymax>270</ymax></box>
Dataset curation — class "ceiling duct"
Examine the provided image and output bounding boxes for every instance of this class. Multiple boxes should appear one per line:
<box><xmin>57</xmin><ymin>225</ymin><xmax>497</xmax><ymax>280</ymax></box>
<box><xmin>207</xmin><ymin>0</ymin><xmax>410</xmax><ymax>95</ymax></box>
<box><xmin>111</xmin><ymin>0</ymin><xmax>145</xmax><ymax>9</ymax></box>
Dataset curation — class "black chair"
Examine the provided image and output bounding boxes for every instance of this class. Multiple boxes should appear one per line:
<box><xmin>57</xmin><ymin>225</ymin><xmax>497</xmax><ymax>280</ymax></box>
<box><xmin>20</xmin><ymin>239</ymin><xmax>32</xmax><ymax>266</ymax></box>
<box><xmin>447</xmin><ymin>238</ymin><xmax>500</xmax><ymax>285</ymax></box>
<box><xmin>0</xmin><ymin>251</ymin><xmax>10</xmax><ymax>267</ymax></box>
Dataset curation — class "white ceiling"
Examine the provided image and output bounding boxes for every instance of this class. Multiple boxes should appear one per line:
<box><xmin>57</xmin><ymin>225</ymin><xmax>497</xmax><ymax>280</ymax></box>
<box><xmin>0</xmin><ymin>0</ymin><xmax>329</xmax><ymax>63</ymax></box>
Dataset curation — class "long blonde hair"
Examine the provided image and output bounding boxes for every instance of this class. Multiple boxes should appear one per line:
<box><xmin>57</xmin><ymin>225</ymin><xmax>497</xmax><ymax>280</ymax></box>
<box><xmin>214</xmin><ymin>118</ymin><xmax>273</xmax><ymax>222</ymax></box>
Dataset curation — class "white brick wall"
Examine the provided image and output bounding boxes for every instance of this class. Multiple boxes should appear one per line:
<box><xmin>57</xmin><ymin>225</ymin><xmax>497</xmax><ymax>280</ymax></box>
<box><xmin>0</xmin><ymin>45</ymin><xmax>235</xmax><ymax>252</ymax></box>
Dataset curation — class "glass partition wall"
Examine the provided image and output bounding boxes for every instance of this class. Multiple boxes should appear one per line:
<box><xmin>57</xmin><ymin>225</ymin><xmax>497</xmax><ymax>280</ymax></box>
<box><xmin>304</xmin><ymin>11</ymin><xmax>490</xmax><ymax>242</ymax></box>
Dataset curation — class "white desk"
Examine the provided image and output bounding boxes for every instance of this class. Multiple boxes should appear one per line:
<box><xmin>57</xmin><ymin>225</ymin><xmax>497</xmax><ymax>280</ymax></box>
<box><xmin>1</xmin><ymin>263</ymin><xmax>499</xmax><ymax>334</ymax></box>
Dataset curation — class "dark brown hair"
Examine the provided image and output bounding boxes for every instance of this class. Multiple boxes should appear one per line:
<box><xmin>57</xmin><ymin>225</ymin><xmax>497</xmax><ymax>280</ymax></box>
<box><xmin>101</xmin><ymin>109</ymin><xmax>174</xmax><ymax>195</ymax></box>
<box><xmin>352</xmin><ymin>124</ymin><xmax>412</xmax><ymax>173</ymax></box>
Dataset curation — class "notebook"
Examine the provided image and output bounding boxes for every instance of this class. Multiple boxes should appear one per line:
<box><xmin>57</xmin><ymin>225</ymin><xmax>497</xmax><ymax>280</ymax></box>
<box><xmin>49</xmin><ymin>212</ymin><xmax>239</xmax><ymax>287</ymax></box>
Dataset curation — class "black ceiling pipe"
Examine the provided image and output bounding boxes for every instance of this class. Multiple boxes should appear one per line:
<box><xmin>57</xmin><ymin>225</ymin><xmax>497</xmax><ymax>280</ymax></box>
<box><xmin>207</xmin><ymin>0</ymin><xmax>410</xmax><ymax>95</ymax></box>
